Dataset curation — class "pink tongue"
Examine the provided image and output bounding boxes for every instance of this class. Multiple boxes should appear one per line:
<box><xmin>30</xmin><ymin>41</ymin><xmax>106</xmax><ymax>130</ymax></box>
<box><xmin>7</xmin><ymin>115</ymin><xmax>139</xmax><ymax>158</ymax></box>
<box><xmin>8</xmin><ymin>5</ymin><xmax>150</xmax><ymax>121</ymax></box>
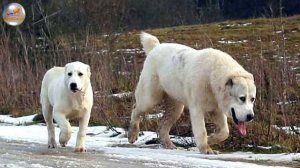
<box><xmin>238</xmin><ymin>122</ymin><xmax>247</xmax><ymax>136</ymax></box>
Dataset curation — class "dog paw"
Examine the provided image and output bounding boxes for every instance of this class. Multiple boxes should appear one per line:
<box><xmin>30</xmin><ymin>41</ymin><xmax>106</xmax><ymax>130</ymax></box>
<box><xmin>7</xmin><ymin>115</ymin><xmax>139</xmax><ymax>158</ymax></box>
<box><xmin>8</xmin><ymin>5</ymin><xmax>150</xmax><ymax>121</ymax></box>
<box><xmin>128</xmin><ymin>125</ymin><xmax>139</xmax><ymax>144</ymax></box>
<box><xmin>60</xmin><ymin>143</ymin><xmax>67</xmax><ymax>147</ymax></box>
<box><xmin>212</xmin><ymin>150</ymin><xmax>220</xmax><ymax>154</ymax></box>
<box><xmin>48</xmin><ymin>142</ymin><xmax>57</xmax><ymax>148</ymax></box>
<box><xmin>59</xmin><ymin>131</ymin><xmax>71</xmax><ymax>147</ymax></box>
<box><xmin>161</xmin><ymin>140</ymin><xmax>177</xmax><ymax>149</ymax></box>
<box><xmin>48</xmin><ymin>138</ymin><xmax>57</xmax><ymax>148</ymax></box>
<box><xmin>199</xmin><ymin>145</ymin><xmax>218</xmax><ymax>154</ymax></box>
<box><xmin>75</xmin><ymin>146</ymin><xmax>87</xmax><ymax>153</ymax></box>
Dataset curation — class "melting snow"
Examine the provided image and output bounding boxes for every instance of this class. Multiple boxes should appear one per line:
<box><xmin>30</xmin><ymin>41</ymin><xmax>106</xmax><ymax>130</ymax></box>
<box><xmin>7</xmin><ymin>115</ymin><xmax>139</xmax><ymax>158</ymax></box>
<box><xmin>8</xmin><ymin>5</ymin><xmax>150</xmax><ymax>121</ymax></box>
<box><xmin>145</xmin><ymin>112</ymin><xmax>164</xmax><ymax>119</ymax></box>
<box><xmin>276</xmin><ymin>100</ymin><xmax>297</xmax><ymax>105</ymax></box>
<box><xmin>0</xmin><ymin>114</ymin><xmax>37</xmax><ymax>125</ymax></box>
<box><xmin>218</xmin><ymin>40</ymin><xmax>248</xmax><ymax>44</ymax></box>
<box><xmin>116</xmin><ymin>48</ymin><xmax>144</xmax><ymax>54</ymax></box>
<box><xmin>109</xmin><ymin>92</ymin><xmax>132</xmax><ymax>98</ymax></box>
<box><xmin>273</xmin><ymin>125</ymin><xmax>300</xmax><ymax>135</ymax></box>
<box><xmin>0</xmin><ymin>115</ymin><xmax>298</xmax><ymax>168</ymax></box>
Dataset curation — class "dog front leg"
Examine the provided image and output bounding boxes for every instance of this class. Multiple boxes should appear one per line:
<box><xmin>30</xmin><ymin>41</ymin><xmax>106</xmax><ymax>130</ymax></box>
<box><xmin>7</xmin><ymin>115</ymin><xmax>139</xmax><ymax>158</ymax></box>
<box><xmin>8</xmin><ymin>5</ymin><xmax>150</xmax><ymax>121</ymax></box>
<box><xmin>189</xmin><ymin>107</ymin><xmax>218</xmax><ymax>154</ymax></box>
<box><xmin>75</xmin><ymin>111</ymin><xmax>90</xmax><ymax>152</ymax></box>
<box><xmin>53</xmin><ymin>111</ymin><xmax>72</xmax><ymax>147</ymax></box>
<box><xmin>208</xmin><ymin>112</ymin><xmax>229</xmax><ymax>145</ymax></box>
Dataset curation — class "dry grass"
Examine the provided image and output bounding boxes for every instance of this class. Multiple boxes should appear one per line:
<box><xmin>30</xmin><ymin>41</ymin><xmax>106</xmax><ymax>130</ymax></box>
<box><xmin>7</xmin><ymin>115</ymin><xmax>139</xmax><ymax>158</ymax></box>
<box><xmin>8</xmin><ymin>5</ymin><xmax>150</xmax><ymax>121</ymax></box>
<box><xmin>0</xmin><ymin>16</ymin><xmax>299</xmax><ymax>152</ymax></box>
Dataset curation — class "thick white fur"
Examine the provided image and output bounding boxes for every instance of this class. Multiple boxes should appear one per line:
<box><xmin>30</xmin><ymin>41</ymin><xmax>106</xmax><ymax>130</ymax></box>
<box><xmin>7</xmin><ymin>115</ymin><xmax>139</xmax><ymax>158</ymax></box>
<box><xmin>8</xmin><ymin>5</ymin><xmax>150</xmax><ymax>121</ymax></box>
<box><xmin>128</xmin><ymin>32</ymin><xmax>256</xmax><ymax>154</ymax></box>
<box><xmin>140</xmin><ymin>32</ymin><xmax>160</xmax><ymax>55</ymax></box>
<box><xmin>40</xmin><ymin>61</ymin><xmax>93</xmax><ymax>152</ymax></box>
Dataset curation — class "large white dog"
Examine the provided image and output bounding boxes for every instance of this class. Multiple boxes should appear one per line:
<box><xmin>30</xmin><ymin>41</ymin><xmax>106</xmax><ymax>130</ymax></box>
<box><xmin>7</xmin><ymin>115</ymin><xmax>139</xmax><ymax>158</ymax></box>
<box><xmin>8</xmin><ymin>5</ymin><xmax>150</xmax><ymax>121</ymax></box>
<box><xmin>128</xmin><ymin>32</ymin><xmax>256</xmax><ymax>154</ymax></box>
<box><xmin>40</xmin><ymin>61</ymin><xmax>93</xmax><ymax>152</ymax></box>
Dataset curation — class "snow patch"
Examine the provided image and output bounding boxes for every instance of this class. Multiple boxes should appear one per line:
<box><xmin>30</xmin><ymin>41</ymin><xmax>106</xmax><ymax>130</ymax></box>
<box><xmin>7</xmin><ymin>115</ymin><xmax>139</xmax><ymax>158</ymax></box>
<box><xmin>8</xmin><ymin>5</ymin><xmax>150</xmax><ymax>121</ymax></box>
<box><xmin>109</xmin><ymin>92</ymin><xmax>132</xmax><ymax>98</ymax></box>
<box><xmin>0</xmin><ymin>114</ymin><xmax>37</xmax><ymax>125</ymax></box>
<box><xmin>273</xmin><ymin>125</ymin><xmax>300</xmax><ymax>135</ymax></box>
<box><xmin>0</xmin><ymin>115</ymin><xmax>298</xmax><ymax>168</ymax></box>
<box><xmin>145</xmin><ymin>112</ymin><xmax>164</xmax><ymax>119</ymax></box>
<box><xmin>116</xmin><ymin>48</ymin><xmax>144</xmax><ymax>54</ymax></box>
<box><xmin>276</xmin><ymin>100</ymin><xmax>297</xmax><ymax>105</ymax></box>
<box><xmin>291</xmin><ymin>66</ymin><xmax>300</xmax><ymax>71</ymax></box>
<box><xmin>218</xmin><ymin>40</ymin><xmax>248</xmax><ymax>44</ymax></box>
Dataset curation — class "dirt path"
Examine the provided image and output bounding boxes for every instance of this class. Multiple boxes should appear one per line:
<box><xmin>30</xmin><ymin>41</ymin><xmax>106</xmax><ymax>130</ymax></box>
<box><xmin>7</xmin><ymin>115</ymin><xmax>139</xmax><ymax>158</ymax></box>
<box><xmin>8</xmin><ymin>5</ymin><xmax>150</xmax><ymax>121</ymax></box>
<box><xmin>0</xmin><ymin>139</ymin><xmax>178</xmax><ymax>168</ymax></box>
<box><xmin>0</xmin><ymin>134</ymin><xmax>298</xmax><ymax>168</ymax></box>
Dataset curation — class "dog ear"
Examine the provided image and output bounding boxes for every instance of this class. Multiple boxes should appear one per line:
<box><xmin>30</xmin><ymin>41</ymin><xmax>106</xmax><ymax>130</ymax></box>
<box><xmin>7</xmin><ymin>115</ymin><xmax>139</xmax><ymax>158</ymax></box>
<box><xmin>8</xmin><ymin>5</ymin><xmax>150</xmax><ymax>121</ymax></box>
<box><xmin>87</xmin><ymin>65</ymin><xmax>91</xmax><ymax>77</ymax></box>
<box><xmin>64</xmin><ymin>63</ymin><xmax>70</xmax><ymax>73</ymax></box>
<box><xmin>226</xmin><ymin>78</ymin><xmax>233</xmax><ymax>87</ymax></box>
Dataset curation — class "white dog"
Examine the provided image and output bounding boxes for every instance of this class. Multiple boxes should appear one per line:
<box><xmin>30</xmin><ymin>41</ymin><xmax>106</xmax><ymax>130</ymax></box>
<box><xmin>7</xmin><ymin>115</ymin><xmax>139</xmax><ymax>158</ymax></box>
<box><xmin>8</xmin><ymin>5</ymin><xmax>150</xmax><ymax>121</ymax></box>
<box><xmin>40</xmin><ymin>61</ymin><xmax>93</xmax><ymax>152</ymax></box>
<box><xmin>128</xmin><ymin>32</ymin><xmax>256</xmax><ymax>154</ymax></box>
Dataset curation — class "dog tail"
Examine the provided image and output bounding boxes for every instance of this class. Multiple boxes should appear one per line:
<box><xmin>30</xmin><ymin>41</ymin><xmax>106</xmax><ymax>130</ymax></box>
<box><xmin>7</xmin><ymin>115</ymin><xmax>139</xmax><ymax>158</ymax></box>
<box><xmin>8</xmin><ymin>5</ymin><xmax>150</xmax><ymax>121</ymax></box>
<box><xmin>140</xmin><ymin>32</ymin><xmax>160</xmax><ymax>55</ymax></box>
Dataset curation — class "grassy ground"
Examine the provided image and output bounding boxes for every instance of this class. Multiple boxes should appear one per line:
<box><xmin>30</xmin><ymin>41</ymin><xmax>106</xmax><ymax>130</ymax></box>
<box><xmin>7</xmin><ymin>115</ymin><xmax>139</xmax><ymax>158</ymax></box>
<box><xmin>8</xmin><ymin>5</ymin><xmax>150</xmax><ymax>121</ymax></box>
<box><xmin>0</xmin><ymin>15</ymin><xmax>299</xmax><ymax>153</ymax></box>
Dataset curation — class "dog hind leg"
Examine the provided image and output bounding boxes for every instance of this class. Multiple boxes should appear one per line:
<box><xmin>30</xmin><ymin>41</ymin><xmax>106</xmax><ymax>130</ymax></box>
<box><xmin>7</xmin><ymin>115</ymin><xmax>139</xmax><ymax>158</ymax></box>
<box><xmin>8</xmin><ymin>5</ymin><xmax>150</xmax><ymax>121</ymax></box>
<box><xmin>128</xmin><ymin>79</ymin><xmax>163</xmax><ymax>144</ymax></box>
<box><xmin>42</xmin><ymin>102</ymin><xmax>56</xmax><ymax>148</ymax></box>
<box><xmin>158</xmin><ymin>96</ymin><xmax>184</xmax><ymax>149</ymax></box>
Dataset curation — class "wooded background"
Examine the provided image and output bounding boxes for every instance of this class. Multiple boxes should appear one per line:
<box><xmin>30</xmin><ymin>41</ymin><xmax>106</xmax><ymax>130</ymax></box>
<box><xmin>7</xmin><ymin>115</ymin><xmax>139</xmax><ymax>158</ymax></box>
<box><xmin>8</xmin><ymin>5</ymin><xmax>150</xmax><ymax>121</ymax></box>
<box><xmin>1</xmin><ymin>0</ymin><xmax>300</xmax><ymax>34</ymax></box>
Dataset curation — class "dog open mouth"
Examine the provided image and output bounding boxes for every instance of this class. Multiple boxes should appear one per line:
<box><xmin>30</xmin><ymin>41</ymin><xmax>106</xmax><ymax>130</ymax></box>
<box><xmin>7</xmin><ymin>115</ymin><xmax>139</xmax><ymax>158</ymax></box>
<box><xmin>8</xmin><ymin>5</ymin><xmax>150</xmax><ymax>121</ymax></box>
<box><xmin>231</xmin><ymin>108</ymin><xmax>247</xmax><ymax>136</ymax></box>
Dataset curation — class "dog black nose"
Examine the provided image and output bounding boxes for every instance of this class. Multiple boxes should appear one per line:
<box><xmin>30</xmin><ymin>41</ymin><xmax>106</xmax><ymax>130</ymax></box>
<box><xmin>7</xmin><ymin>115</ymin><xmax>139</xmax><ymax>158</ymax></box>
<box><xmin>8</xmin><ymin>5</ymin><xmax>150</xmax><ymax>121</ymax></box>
<box><xmin>70</xmin><ymin>83</ymin><xmax>77</xmax><ymax>90</ymax></box>
<box><xmin>246</xmin><ymin>114</ymin><xmax>254</xmax><ymax>122</ymax></box>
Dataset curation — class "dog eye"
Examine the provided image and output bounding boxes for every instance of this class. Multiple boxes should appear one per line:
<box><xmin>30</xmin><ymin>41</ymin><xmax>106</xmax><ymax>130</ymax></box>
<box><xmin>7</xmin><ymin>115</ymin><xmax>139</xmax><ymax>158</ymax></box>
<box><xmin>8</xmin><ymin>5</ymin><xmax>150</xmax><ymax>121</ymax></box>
<box><xmin>251</xmin><ymin>97</ymin><xmax>255</xmax><ymax>103</ymax></box>
<box><xmin>239</xmin><ymin>96</ymin><xmax>246</xmax><ymax>102</ymax></box>
<box><xmin>68</xmin><ymin>72</ymin><xmax>72</xmax><ymax>76</ymax></box>
<box><xmin>78</xmin><ymin>72</ymin><xmax>83</xmax><ymax>76</ymax></box>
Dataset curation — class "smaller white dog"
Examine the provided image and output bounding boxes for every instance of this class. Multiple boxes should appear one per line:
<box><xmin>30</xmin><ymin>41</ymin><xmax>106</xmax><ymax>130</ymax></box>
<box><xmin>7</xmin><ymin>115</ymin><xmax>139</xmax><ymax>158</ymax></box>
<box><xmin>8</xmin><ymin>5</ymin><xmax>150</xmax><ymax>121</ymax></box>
<box><xmin>40</xmin><ymin>61</ymin><xmax>93</xmax><ymax>152</ymax></box>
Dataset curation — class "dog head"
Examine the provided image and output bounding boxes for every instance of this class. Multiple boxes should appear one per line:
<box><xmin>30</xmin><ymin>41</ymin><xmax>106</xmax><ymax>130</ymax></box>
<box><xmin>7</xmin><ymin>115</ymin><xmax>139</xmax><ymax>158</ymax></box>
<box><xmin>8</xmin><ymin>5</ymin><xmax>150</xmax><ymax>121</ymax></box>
<box><xmin>64</xmin><ymin>61</ymin><xmax>91</xmax><ymax>93</ymax></box>
<box><xmin>222</xmin><ymin>74</ymin><xmax>256</xmax><ymax>136</ymax></box>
